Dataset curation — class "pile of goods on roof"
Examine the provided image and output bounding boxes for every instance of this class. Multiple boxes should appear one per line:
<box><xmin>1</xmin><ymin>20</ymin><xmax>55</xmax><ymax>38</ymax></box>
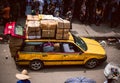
<box><xmin>25</xmin><ymin>14</ymin><xmax>70</xmax><ymax>40</ymax></box>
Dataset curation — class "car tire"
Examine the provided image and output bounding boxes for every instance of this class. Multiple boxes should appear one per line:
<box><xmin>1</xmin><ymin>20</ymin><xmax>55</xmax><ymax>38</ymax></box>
<box><xmin>30</xmin><ymin>60</ymin><xmax>43</xmax><ymax>71</ymax></box>
<box><xmin>85</xmin><ymin>59</ymin><xmax>98</xmax><ymax>69</ymax></box>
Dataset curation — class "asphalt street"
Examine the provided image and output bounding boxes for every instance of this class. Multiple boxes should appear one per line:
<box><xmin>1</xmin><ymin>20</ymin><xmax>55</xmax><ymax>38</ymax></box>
<box><xmin>0</xmin><ymin>43</ymin><xmax>120</xmax><ymax>83</ymax></box>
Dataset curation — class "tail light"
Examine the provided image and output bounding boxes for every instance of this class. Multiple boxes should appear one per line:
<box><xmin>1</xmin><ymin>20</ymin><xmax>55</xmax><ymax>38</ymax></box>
<box><xmin>15</xmin><ymin>51</ymin><xmax>19</xmax><ymax>59</ymax></box>
<box><xmin>0</xmin><ymin>37</ymin><xmax>3</xmax><ymax>40</ymax></box>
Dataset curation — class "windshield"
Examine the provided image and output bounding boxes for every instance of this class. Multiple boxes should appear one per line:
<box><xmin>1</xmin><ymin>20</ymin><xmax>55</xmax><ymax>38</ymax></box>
<box><xmin>72</xmin><ymin>34</ymin><xmax>87</xmax><ymax>51</ymax></box>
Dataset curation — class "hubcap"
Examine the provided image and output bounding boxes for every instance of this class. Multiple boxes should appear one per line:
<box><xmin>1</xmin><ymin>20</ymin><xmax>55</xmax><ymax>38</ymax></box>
<box><xmin>31</xmin><ymin>61</ymin><xmax>42</xmax><ymax>70</ymax></box>
<box><xmin>88</xmin><ymin>60</ymin><xmax>97</xmax><ymax>68</ymax></box>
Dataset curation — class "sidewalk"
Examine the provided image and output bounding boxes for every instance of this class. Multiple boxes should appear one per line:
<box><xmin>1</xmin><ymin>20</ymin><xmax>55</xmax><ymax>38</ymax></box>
<box><xmin>0</xmin><ymin>18</ymin><xmax>120</xmax><ymax>40</ymax></box>
<box><xmin>71</xmin><ymin>20</ymin><xmax>120</xmax><ymax>39</ymax></box>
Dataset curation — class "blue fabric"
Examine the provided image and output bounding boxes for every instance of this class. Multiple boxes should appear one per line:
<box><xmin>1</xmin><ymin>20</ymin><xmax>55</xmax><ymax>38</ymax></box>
<box><xmin>65</xmin><ymin>77</ymin><xmax>96</xmax><ymax>83</ymax></box>
<box><xmin>17</xmin><ymin>80</ymin><xmax>31</xmax><ymax>83</ymax></box>
<box><xmin>45</xmin><ymin>0</ymin><xmax>50</xmax><ymax>4</ymax></box>
<box><xmin>52</xmin><ymin>0</ymin><xmax>57</xmax><ymax>3</ymax></box>
<box><xmin>52</xmin><ymin>0</ymin><xmax>62</xmax><ymax>5</ymax></box>
<box><xmin>57</xmin><ymin>0</ymin><xmax>62</xmax><ymax>5</ymax></box>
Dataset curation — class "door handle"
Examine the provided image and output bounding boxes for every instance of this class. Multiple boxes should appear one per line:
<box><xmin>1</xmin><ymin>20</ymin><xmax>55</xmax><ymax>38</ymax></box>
<box><xmin>42</xmin><ymin>54</ymin><xmax>47</xmax><ymax>57</ymax></box>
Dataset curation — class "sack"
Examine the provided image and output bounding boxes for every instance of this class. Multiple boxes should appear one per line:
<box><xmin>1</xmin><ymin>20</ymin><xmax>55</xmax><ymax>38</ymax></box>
<box><xmin>65</xmin><ymin>76</ymin><xmax>96</xmax><ymax>83</ymax></box>
<box><xmin>15</xmin><ymin>25</ymin><xmax>24</xmax><ymax>36</ymax></box>
<box><xmin>43</xmin><ymin>42</ymin><xmax>54</xmax><ymax>52</ymax></box>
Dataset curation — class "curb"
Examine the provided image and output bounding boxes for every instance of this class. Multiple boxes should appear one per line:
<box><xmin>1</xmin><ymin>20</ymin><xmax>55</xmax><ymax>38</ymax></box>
<box><xmin>86</xmin><ymin>37</ymin><xmax>120</xmax><ymax>40</ymax></box>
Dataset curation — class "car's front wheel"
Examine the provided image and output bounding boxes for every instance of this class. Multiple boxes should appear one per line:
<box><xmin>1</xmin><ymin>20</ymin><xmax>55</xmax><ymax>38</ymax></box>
<box><xmin>30</xmin><ymin>60</ymin><xmax>43</xmax><ymax>71</ymax></box>
<box><xmin>85</xmin><ymin>59</ymin><xmax>98</xmax><ymax>69</ymax></box>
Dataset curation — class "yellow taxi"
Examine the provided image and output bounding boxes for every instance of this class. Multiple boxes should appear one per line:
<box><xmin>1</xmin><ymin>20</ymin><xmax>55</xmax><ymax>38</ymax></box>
<box><xmin>15</xmin><ymin>33</ymin><xmax>107</xmax><ymax>70</ymax></box>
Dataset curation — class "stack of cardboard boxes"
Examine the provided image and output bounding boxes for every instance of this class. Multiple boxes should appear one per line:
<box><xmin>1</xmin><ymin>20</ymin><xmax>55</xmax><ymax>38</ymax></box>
<box><xmin>9</xmin><ymin>15</ymin><xmax>71</xmax><ymax>57</ymax></box>
<box><xmin>26</xmin><ymin>15</ymin><xmax>70</xmax><ymax>40</ymax></box>
<box><xmin>26</xmin><ymin>15</ymin><xmax>41</xmax><ymax>39</ymax></box>
<box><xmin>56</xmin><ymin>19</ymin><xmax>70</xmax><ymax>39</ymax></box>
<box><xmin>40</xmin><ymin>20</ymin><xmax>57</xmax><ymax>38</ymax></box>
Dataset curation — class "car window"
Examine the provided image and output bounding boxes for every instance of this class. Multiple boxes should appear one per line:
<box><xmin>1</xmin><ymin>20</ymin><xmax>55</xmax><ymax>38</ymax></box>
<box><xmin>53</xmin><ymin>43</ymin><xmax>62</xmax><ymax>52</ymax></box>
<box><xmin>43</xmin><ymin>42</ymin><xmax>62</xmax><ymax>52</ymax></box>
<box><xmin>72</xmin><ymin>34</ymin><xmax>87</xmax><ymax>51</ymax></box>
<box><xmin>22</xmin><ymin>45</ymin><xmax>35</xmax><ymax>52</ymax></box>
<box><xmin>21</xmin><ymin>45</ymin><xmax>43</xmax><ymax>52</ymax></box>
<box><xmin>43</xmin><ymin>42</ymin><xmax>54</xmax><ymax>52</ymax></box>
<box><xmin>21</xmin><ymin>42</ymin><xmax>43</xmax><ymax>52</ymax></box>
<box><xmin>62</xmin><ymin>42</ymin><xmax>81</xmax><ymax>53</ymax></box>
<box><xmin>21</xmin><ymin>42</ymin><xmax>63</xmax><ymax>52</ymax></box>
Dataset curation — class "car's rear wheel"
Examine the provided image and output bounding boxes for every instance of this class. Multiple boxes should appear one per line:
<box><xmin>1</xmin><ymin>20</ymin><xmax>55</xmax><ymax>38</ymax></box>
<box><xmin>30</xmin><ymin>60</ymin><xmax>43</xmax><ymax>70</ymax></box>
<box><xmin>85</xmin><ymin>59</ymin><xmax>98</xmax><ymax>69</ymax></box>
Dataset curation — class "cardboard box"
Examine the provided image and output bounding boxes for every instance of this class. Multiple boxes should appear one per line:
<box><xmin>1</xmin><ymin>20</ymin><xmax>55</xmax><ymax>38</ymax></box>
<box><xmin>64</xmin><ymin>28</ymin><xmax>70</xmax><ymax>33</ymax></box>
<box><xmin>27</xmin><ymin>15</ymin><xmax>39</xmax><ymax>21</ymax></box>
<box><xmin>27</xmin><ymin>31</ymin><xmax>36</xmax><ymax>39</ymax></box>
<box><xmin>40</xmin><ymin>20</ymin><xmax>57</xmax><ymax>29</ymax></box>
<box><xmin>56</xmin><ymin>28</ymin><xmax>63</xmax><ymax>34</ymax></box>
<box><xmin>27</xmin><ymin>20</ymin><xmax>40</xmax><ymax>27</ymax></box>
<box><xmin>42</xmin><ymin>29</ymin><xmax>55</xmax><ymax>38</ymax></box>
<box><xmin>26</xmin><ymin>20</ymin><xmax>40</xmax><ymax>33</ymax></box>
<box><xmin>27</xmin><ymin>27</ymin><xmax>36</xmax><ymax>33</ymax></box>
<box><xmin>26</xmin><ymin>28</ymin><xmax>41</xmax><ymax>39</ymax></box>
<box><xmin>57</xmin><ymin>19</ymin><xmax>70</xmax><ymax>28</ymax></box>
<box><xmin>27</xmin><ymin>26</ymin><xmax>40</xmax><ymax>33</ymax></box>
<box><xmin>36</xmin><ymin>31</ymin><xmax>41</xmax><ymax>39</ymax></box>
<box><xmin>56</xmin><ymin>33</ymin><xmax>63</xmax><ymax>39</ymax></box>
<box><xmin>63</xmin><ymin>33</ymin><xmax>69</xmax><ymax>40</ymax></box>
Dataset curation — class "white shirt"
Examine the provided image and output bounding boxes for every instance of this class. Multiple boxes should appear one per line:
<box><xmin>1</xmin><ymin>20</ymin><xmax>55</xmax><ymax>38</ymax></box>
<box><xmin>104</xmin><ymin>62</ymin><xmax>120</xmax><ymax>79</ymax></box>
<box><xmin>63</xmin><ymin>43</ymin><xmax>74</xmax><ymax>52</ymax></box>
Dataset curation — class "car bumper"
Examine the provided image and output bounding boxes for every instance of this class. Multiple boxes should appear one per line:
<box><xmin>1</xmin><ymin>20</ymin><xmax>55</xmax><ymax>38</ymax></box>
<box><xmin>15</xmin><ymin>60</ymin><xmax>30</xmax><ymax>65</ymax></box>
<box><xmin>98</xmin><ymin>55</ymin><xmax>107</xmax><ymax>63</ymax></box>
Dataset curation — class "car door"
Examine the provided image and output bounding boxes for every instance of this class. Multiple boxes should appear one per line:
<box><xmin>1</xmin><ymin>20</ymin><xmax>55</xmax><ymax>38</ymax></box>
<box><xmin>40</xmin><ymin>42</ymin><xmax>63</xmax><ymax>65</ymax></box>
<box><xmin>62</xmin><ymin>42</ymin><xmax>86</xmax><ymax>65</ymax></box>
